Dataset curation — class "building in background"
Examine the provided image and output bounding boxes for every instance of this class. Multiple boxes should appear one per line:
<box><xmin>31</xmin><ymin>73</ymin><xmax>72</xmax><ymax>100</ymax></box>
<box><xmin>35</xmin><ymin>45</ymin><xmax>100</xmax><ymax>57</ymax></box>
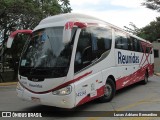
<box><xmin>153</xmin><ymin>39</ymin><xmax>160</xmax><ymax>73</ymax></box>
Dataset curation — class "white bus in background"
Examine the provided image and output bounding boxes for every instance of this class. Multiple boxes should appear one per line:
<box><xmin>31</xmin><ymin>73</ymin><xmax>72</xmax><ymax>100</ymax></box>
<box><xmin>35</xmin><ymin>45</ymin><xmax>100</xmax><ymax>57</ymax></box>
<box><xmin>7</xmin><ymin>13</ymin><xmax>154</xmax><ymax>108</ymax></box>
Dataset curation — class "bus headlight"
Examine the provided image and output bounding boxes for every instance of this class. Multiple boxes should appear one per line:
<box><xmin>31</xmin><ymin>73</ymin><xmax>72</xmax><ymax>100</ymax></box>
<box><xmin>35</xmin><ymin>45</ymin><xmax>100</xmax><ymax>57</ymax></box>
<box><xmin>52</xmin><ymin>85</ymin><xmax>72</xmax><ymax>95</ymax></box>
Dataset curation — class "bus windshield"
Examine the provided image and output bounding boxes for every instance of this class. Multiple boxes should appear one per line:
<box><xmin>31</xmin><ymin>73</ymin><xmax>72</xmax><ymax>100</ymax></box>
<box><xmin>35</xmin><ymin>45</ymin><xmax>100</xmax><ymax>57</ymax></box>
<box><xmin>19</xmin><ymin>27</ymin><xmax>76</xmax><ymax>78</ymax></box>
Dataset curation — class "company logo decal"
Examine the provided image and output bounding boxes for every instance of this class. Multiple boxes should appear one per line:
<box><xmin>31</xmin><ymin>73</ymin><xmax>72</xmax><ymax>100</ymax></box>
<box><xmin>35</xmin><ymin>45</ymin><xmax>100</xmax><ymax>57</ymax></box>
<box><xmin>118</xmin><ymin>51</ymin><xmax>139</xmax><ymax>64</ymax></box>
<box><xmin>29</xmin><ymin>84</ymin><xmax>42</xmax><ymax>88</ymax></box>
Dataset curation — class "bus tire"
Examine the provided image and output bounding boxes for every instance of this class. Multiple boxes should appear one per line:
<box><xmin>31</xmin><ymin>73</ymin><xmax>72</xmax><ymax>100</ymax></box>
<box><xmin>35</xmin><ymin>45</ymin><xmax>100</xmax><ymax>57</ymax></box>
<box><xmin>141</xmin><ymin>72</ymin><xmax>148</xmax><ymax>85</ymax></box>
<box><xmin>98</xmin><ymin>78</ymin><xmax>116</xmax><ymax>102</ymax></box>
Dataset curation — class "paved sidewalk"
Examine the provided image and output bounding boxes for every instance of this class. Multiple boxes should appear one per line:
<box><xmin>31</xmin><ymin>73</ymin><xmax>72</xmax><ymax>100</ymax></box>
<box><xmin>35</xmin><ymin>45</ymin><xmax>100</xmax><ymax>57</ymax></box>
<box><xmin>155</xmin><ymin>73</ymin><xmax>160</xmax><ymax>76</ymax></box>
<box><xmin>0</xmin><ymin>82</ymin><xmax>17</xmax><ymax>86</ymax></box>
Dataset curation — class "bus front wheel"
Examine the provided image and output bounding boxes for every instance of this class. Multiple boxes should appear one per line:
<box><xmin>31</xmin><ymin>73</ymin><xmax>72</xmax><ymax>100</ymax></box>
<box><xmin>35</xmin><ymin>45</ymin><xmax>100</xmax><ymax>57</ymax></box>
<box><xmin>99</xmin><ymin>78</ymin><xmax>116</xmax><ymax>102</ymax></box>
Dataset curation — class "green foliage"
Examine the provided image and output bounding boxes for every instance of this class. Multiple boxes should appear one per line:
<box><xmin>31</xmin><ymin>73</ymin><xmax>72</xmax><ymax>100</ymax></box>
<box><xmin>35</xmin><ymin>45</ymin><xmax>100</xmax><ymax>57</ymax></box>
<box><xmin>124</xmin><ymin>0</ymin><xmax>160</xmax><ymax>42</ymax></box>
<box><xmin>125</xmin><ymin>17</ymin><xmax>160</xmax><ymax>42</ymax></box>
<box><xmin>0</xmin><ymin>0</ymin><xmax>72</xmax><ymax>79</ymax></box>
<box><xmin>0</xmin><ymin>0</ymin><xmax>72</xmax><ymax>41</ymax></box>
<box><xmin>124</xmin><ymin>22</ymin><xmax>141</xmax><ymax>35</ymax></box>
<box><xmin>142</xmin><ymin>0</ymin><xmax>160</xmax><ymax>12</ymax></box>
<box><xmin>141</xmin><ymin>0</ymin><xmax>160</xmax><ymax>41</ymax></box>
<box><xmin>137</xmin><ymin>17</ymin><xmax>160</xmax><ymax>42</ymax></box>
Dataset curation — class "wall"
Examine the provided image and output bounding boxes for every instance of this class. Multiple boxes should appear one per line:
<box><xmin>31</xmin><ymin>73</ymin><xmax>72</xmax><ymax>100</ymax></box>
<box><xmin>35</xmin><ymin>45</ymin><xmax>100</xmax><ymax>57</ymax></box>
<box><xmin>153</xmin><ymin>41</ymin><xmax>160</xmax><ymax>73</ymax></box>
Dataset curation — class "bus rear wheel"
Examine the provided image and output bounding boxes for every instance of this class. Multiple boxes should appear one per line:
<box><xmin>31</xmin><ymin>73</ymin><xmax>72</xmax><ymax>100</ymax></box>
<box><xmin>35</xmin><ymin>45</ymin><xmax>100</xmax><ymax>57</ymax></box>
<box><xmin>99</xmin><ymin>78</ymin><xmax>116</xmax><ymax>102</ymax></box>
<box><xmin>141</xmin><ymin>72</ymin><xmax>148</xmax><ymax>85</ymax></box>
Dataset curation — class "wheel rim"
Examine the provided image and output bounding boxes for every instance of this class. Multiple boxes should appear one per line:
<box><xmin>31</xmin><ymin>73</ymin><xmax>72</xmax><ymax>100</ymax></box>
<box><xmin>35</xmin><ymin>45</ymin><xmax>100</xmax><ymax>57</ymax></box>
<box><xmin>104</xmin><ymin>84</ymin><xmax>112</xmax><ymax>97</ymax></box>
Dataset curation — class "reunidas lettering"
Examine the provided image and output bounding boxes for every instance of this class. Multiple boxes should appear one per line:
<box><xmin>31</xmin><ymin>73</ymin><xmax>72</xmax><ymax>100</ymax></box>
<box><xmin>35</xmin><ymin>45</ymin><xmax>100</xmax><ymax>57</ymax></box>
<box><xmin>118</xmin><ymin>51</ymin><xmax>139</xmax><ymax>64</ymax></box>
<box><xmin>29</xmin><ymin>84</ymin><xmax>42</xmax><ymax>88</ymax></box>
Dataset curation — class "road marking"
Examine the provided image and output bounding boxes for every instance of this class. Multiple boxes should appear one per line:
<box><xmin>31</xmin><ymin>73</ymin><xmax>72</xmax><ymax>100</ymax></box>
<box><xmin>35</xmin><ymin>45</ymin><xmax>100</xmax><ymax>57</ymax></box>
<box><xmin>120</xmin><ymin>117</ymin><xmax>157</xmax><ymax>120</ymax></box>
<box><xmin>87</xmin><ymin>94</ymin><xmax>158</xmax><ymax>120</ymax></box>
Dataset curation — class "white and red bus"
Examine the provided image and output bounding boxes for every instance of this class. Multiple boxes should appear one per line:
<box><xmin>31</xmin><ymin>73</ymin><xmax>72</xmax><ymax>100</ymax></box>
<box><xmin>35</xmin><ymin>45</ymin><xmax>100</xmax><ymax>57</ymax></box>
<box><xmin>7</xmin><ymin>13</ymin><xmax>154</xmax><ymax>108</ymax></box>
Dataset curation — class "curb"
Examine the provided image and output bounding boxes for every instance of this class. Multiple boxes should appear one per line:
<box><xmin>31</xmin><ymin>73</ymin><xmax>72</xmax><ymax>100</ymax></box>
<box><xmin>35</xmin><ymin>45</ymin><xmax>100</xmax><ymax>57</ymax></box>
<box><xmin>0</xmin><ymin>82</ymin><xmax>17</xmax><ymax>86</ymax></box>
<box><xmin>155</xmin><ymin>73</ymin><xmax>160</xmax><ymax>76</ymax></box>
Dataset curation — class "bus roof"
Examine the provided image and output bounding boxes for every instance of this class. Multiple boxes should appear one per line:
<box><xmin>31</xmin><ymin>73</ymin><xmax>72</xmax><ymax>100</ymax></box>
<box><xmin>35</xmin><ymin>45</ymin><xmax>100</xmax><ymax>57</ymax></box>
<box><xmin>33</xmin><ymin>13</ymin><xmax>106</xmax><ymax>31</ymax></box>
<box><xmin>33</xmin><ymin>13</ymin><xmax>151</xmax><ymax>44</ymax></box>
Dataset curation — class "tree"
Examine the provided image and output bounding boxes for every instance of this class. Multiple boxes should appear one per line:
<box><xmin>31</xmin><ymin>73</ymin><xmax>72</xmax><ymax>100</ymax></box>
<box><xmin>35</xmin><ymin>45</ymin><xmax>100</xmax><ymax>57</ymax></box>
<box><xmin>133</xmin><ymin>0</ymin><xmax>160</xmax><ymax>42</ymax></box>
<box><xmin>60</xmin><ymin>0</ymin><xmax>72</xmax><ymax>13</ymax></box>
<box><xmin>124</xmin><ymin>22</ymin><xmax>141</xmax><ymax>35</ymax></box>
<box><xmin>124</xmin><ymin>17</ymin><xmax>160</xmax><ymax>43</ymax></box>
<box><xmin>142</xmin><ymin>0</ymin><xmax>160</xmax><ymax>12</ymax></box>
<box><xmin>0</xmin><ymin>0</ymin><xmax>72</xmax><ymax>41</ymax></box>
<box><xmin>137</xmin><ymin>17</ymin><xmax>160</xmax><ymax>42</ymax></box>
<box><xmin>124</xmin><ymin>0</ymin><xmax>160</xmax><ymax>42</ymax></box>
<box><xmin>0</xmin><ymin>0</ymin><xmax>72</xmax><ymax>81</ymax></box>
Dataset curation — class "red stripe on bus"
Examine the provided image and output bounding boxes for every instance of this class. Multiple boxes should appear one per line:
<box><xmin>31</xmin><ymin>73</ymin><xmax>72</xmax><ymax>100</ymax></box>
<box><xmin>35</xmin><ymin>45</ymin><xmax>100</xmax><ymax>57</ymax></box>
<box><xmin>19</xmin><ymin>71</ymin><xmax>92</xmax><ymax>94</ymax></box>
<box><xmin>76</xmin><ymin>63</ymin><xmax>154</xmax><ymax>106</ymax></box>
<box><xmin>116</xmin><ymin>63</ymin><xmax>153</xmax><ymax>90</ymax></box>
<box><xmin>76</xmin><ymin>85</ymin><xmax>105</xmax><ymax>106</ymax></box>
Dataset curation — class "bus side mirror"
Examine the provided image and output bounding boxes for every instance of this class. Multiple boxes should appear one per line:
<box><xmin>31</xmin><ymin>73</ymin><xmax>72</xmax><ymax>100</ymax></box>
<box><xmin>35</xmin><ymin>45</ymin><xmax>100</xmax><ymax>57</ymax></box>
<box><xmin>7</xmin><ymin>30</ymin><xmax>32</xmax><ymax>48</ymax></box>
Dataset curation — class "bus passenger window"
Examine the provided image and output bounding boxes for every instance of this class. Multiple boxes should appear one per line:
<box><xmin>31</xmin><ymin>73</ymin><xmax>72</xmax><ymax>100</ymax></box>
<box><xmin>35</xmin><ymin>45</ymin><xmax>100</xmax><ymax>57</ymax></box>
<box><xmin>74</xmin><ymin>27</ymin><xmax>112</xmax><ymax>73</ymax></box>
<box><xmin>132</xmin><ymin>37</ymin><xmax>138</xmax><ymax>52</ymax></box>
<box><xmin>137</xmin><ymin>40</ymin><xmax>143</xmax><ymax>52</ymax></box>
<box><xmin>122</xmin><ymin>37</ymin><xmax>128</xmax><ymax>50</ymax></box>
<box><xmin>146</xmin><ymin>47</ymin><xmax>151</xmax><ymax>53</ymax></box>
<box><xmin>91</xmin><ymin>27</ymin><xmax>112</xmax><ymax>59</ymax></box>
<box><xmin>115</xmin><ymin>33</ymin><xmax>128</xmax><ymax>50</ymax></box>
<box><xmin>74</xmin><ymin>29</ymin><xmax>92</xmax><ymax>73</ymax></box>
<box><xmin>131</xmin><ymin>37</ymin><xmax>143</xmax><ymax>53</ymax></box>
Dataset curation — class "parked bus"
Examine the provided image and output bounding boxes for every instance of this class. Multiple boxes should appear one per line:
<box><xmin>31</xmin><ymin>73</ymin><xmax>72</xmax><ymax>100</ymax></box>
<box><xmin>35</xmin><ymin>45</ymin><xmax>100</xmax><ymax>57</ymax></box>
<box><xmin>7</xmin><ymin>13</ymin><xmax>154</xmax><ymax>108</ymax></box>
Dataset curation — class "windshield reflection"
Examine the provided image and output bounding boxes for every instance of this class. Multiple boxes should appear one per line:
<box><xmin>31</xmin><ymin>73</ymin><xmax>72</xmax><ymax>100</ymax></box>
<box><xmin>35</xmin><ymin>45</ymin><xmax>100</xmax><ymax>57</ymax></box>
<box><xmin>19</xmin><ymin>27</ymin><xmax>76</xmax><ymax>78</ymax></box>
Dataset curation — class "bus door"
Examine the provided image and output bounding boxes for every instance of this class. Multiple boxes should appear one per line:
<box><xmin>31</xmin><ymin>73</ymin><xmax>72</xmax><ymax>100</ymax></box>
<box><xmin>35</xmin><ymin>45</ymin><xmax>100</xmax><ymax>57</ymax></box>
<box><xmin>115</xmin><ymin>32</ymin><xmax>133</xmax><ymax>88</ymax></box>
<box><xmin>74</xmin><ymin>28</ymin><xmax>104</xmax><ymax>106</ymax></box>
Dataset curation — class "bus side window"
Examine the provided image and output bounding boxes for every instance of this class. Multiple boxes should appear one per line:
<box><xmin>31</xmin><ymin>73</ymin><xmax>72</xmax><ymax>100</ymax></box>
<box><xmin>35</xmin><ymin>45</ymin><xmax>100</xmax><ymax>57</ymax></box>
<box><xmin>115</xmin><ymin>35</ymin><xmax>122</xmax><ymax>49</ymax></box>
<box><xmin>121</xmin><ymin>37</ymin><xmax>128</xmax><ymax>50</ymax></box>
<box><xmin>115</xmin><ymin>32</ymin><xmax>128</xmax><ymax>50</ymax></box>
<box><xmin>137</xmin><ymin>40</ymin><xmax>143</xmax><ymax>52</ymax></box>
<box><xmin>146</xmin><ymin>47</ymin><xmax>152</xmax><ymax>54</ymax></box>
<box><xmin>128</xmin><ymin>37</ymin><xmax>133</xmax><ymax>51</ymax></box>
<box><xmin>132</xmin><ymin>37</ymin><xmax>138</xmax><ymax>52</ymax></box>
<box><xmin>74</xmin><ymin>27</ymin><xmax>112</xmax><ymax>73</ymax></box>
<box><xmin>132</xmin><ymin>37</ymin><xmax>143</xmax><ymax>53</ymax></box>
<box><xmin>91</xmin><ymin>28</ymin><xmax>112</xmax><ymax>59</ymax></box>
<box><xmin>74</xmin><ymin>29</ymin><xmax>92</xmax><ymax>73</ymax></box>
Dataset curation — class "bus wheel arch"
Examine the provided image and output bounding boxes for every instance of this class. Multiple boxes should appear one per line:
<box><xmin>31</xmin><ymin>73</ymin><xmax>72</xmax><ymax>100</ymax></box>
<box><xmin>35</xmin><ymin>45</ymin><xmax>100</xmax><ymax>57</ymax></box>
<box><xmin>98</xmin><ymin>75</ymin><xmax>116</xmax><ymax>102</ymax></box>
<box><xmin>108</xmin><ymin>75</ymin><xmax>116</xmax><ymax>88</ymax></box>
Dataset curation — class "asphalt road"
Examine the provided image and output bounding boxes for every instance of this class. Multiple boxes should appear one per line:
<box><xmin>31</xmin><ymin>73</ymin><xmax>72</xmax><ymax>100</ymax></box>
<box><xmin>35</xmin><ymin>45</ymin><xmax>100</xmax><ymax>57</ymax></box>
<box><xmin>0</xmin><ymin>75</ymin><xmax>160</xmax><ymax>120</ymax></box>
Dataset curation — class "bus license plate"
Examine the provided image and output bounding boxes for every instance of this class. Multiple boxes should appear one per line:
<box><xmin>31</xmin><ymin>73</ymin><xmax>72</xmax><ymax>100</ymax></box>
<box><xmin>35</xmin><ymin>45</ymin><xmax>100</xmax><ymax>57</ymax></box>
<box><xmin>31</xmin><ymin>97</ymin><xmax>40</xmax><ymax>102</ymax></box>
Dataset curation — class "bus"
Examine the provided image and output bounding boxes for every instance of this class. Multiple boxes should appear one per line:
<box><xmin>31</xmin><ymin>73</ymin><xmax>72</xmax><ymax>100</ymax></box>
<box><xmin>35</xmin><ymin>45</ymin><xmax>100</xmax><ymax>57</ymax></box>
<box><xmin>7</xmin><ymin>13</ymin><xmax>154</xmax><ymax>108</ymax></box>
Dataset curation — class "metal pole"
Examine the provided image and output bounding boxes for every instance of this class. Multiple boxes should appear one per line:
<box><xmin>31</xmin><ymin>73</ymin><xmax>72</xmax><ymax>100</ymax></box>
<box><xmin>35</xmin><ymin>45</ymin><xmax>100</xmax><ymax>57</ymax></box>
<box><xmin>0</xmin><ymin>63</ymin><xmax>3</xmax><ymax>82</ymax></box>
<box><xmin>0</xmin><ymin>33</ymin><xmax>4</xmax><ymax>82</ymax></box>
<box><xmin>2</xmin><ymin>39</ymin><xmax>4</xmax><ymax>73</ymax></box>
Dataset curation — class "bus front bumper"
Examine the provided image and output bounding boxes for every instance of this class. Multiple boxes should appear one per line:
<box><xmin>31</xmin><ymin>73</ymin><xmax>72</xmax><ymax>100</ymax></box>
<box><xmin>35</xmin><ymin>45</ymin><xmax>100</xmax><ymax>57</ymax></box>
<box><xmin>16</xmin><ymin>82</ymin><xmax>75</xmax><ymax>109</ymax></box>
